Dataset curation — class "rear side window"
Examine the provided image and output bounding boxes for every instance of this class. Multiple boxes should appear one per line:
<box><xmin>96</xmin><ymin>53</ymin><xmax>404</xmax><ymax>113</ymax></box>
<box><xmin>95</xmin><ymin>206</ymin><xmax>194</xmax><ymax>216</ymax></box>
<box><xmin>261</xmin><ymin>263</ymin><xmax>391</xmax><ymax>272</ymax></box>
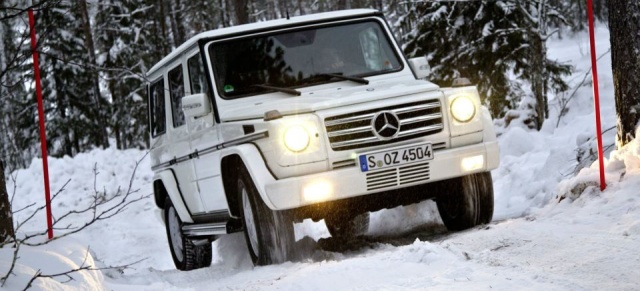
<box><xmin>168</xmin><ymin>65</ymin><xmax>186</xmax><ymax>127</ymax></box>
<box><xmin>149</xmin><ymin>79</ymin><xmax>166</xmax><ymax>137</ymax></box>
<box><xmin>188</xmin><ymin>54</ymin><xmax>208</xmax><ymax>95</ymax></box>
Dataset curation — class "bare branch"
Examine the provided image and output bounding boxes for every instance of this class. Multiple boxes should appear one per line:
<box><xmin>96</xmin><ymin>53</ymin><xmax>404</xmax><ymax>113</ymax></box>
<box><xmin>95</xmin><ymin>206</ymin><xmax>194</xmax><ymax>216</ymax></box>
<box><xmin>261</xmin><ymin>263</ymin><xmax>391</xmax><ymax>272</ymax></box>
<box><xmin>556</xmin><ymin>48</ymin><xmax>611</xmax><ymax>127</ymax></box>
<box><xmin>21</xmin><ymin>246</ymin><xmax>146</xmax><ymax>291</ymax></box>
<box><xmin>0</xmin><ymin>237</ymin><xmax>20</xmax><ymax>286</ymax></box>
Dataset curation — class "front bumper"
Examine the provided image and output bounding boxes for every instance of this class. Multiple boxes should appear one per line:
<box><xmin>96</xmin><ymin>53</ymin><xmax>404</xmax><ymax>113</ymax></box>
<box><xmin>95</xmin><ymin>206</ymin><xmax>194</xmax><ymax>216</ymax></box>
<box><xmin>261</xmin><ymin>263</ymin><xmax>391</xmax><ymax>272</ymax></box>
<box><xmin>264</xmin><ymin>140</ymin><xmax>499</xmax><ymax>210</ymax></box>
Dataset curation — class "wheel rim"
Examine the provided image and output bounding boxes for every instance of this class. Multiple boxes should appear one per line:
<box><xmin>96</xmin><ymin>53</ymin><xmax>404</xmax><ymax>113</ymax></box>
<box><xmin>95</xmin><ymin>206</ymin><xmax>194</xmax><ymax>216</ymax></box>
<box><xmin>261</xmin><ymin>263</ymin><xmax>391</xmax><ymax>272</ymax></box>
<box><xmin>242</xmin><ymin>188</ymin><xmax>259</xmax><ymax>256</ymax></box>
<box><xmin>168</xmin><ymin>206</ymin><xmax>184</xmax><ymax>262</ymax></box>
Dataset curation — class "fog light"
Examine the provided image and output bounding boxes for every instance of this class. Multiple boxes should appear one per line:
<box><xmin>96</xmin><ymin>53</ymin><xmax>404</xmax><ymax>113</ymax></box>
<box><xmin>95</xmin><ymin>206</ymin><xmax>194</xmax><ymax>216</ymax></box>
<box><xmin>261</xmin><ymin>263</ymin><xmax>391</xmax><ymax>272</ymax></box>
<box><xmin>461</xmin><ymin>155</ymin><xmax>484</xmax><ymax>172</ymax></box>
<box><xmin>303</xmin><ymin>180</ymin><xmax>332</xmax><ymax>203</ymax></box>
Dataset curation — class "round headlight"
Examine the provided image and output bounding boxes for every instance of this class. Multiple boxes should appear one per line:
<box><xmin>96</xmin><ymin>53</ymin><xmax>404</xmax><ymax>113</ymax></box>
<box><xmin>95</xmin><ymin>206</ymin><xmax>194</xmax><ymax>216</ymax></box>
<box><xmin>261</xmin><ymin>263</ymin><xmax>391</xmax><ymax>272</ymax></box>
<box><xmin>284</xmin><ymin>125</ymin><xmax>310</xmax><ymax>152</ymax></box>
<box><xmin>450</xmin><ymin>96</ymin><xmax>476</xmax><ymax>123</ymax></box>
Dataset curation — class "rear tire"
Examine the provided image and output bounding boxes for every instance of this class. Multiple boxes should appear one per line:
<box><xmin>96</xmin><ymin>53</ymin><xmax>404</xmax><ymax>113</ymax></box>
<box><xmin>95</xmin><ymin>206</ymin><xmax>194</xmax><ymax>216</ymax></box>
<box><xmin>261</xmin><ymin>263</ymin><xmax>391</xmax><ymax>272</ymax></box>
<box><xmin>436</xmin><ymin>172</ymin><xmax>494</xmax><ymax>231</ymax></box>
<box><xmin>325</xmin><ymin>212</ymin><xmax>370</xmax><ymax>239</ymax></box>
<box><xmin>237</xmin><ymin>166</ymin><xmax>295</xmax><ymax>266</ymax></box>
<box><xmin>164</xmin><ymin>198</ymin><xmax>212</xmax><ymax>271</ymax></box>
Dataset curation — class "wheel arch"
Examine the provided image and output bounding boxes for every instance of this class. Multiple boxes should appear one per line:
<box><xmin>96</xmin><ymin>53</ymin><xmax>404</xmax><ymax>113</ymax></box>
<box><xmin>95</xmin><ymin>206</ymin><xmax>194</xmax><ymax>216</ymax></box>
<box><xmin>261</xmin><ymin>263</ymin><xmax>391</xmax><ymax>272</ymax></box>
<box><xmin>153</xmin><ymin>170</ymin><xmax>194</xmax><ymax>223</ymax></box>
<box><xmin>219</xmin><ymin>144</ymin><xmax>277</xmax><ymax>217</ymax></box>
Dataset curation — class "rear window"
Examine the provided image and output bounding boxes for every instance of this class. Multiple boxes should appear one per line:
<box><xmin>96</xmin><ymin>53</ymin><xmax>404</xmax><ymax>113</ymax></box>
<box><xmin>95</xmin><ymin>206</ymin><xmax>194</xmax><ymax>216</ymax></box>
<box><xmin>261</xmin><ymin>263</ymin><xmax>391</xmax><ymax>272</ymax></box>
<box><xmin>168</xmin><ymin>65</ymin><xmax>186</xmax><ymax>127</ymax></box>
<box><xmin>149</xmin><ymin>79</ymin><xmax>166</xmax><ymax>137</ymax></box>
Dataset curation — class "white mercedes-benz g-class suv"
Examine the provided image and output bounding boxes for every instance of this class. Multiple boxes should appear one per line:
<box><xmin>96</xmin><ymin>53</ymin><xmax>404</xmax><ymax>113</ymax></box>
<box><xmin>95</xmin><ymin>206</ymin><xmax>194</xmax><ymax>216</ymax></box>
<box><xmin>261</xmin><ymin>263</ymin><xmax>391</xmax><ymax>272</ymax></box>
<box><xmin>147</xmin><ymin>9</ymin><xmax>499</xmax><ymax>270</ymax></box>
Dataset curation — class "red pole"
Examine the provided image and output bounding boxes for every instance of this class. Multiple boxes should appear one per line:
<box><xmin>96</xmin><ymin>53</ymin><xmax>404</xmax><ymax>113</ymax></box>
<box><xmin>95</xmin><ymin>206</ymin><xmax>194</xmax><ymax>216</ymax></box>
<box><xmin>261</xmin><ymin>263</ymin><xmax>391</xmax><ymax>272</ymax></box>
<box><xmin>587</xmin><ymin>0</ymin><xmax>606</xmax><ymax>191</ymax></box>
<box><xmin>28</xmin><ymin>8</ymin><xmax>54</xmax><ymax>239</ymax></box>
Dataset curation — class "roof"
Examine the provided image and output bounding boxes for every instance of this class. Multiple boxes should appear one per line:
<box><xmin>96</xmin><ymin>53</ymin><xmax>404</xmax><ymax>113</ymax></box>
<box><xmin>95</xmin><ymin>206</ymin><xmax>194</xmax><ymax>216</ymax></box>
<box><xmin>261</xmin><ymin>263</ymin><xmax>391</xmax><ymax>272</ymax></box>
<box><xmin>146</xmin><ymin>9</ymin><xmax>381</xmax><ymax>77</ymax></box>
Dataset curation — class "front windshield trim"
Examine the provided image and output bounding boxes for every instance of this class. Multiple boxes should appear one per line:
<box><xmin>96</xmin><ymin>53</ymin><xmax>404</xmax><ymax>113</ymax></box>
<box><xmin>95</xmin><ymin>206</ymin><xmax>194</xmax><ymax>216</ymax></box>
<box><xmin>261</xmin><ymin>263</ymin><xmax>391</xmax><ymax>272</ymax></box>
<box><xmin>205</xmin><ymin>17</ymin><xmax>405</xmax><ymax>100</ymax></box>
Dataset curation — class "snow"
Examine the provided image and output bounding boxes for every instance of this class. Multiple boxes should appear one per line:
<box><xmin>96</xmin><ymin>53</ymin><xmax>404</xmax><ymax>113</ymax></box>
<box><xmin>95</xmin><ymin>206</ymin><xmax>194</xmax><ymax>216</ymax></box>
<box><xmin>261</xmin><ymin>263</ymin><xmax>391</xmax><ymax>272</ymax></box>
<box><xmin>0</xmin><ymin>237</ymin><xmax>104</xmax><ymax>290</ymax></box>
<box><xmin>4</xmin><ymin>25</ymin><xmax>640</xmax><ymax>290</ymax></box>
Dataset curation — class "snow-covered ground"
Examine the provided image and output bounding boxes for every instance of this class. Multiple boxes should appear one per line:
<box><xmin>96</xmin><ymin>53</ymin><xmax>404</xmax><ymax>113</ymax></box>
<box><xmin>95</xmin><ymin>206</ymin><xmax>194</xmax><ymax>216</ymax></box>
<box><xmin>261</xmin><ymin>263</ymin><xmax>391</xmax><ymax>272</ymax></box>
<box><xmin>4</xmin><ymin>25</ymin><xmax>640</xmax><ymax>290</ymax></box>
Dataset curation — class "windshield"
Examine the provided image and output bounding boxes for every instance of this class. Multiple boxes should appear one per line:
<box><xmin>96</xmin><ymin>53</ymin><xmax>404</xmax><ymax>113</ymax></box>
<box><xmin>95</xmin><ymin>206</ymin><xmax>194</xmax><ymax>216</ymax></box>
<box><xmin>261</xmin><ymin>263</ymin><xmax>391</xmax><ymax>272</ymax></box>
<box><xmin>209</xmin><ymin>20</ymin><xmax>403</xmax><ymax>99</ymax></box>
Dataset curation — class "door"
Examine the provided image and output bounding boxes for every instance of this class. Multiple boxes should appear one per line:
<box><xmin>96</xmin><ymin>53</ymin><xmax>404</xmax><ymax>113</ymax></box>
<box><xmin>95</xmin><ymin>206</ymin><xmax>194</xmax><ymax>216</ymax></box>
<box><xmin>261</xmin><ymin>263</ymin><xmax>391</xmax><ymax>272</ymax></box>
<box><xmin>185</xmin><ymin>52</ymin><xmax>228</xmax><ymax>214</ymax></box>
<box><xmin>166</xmin><ymin>61</ymin><xmax>205</xmax><ymax>214</ymax></box>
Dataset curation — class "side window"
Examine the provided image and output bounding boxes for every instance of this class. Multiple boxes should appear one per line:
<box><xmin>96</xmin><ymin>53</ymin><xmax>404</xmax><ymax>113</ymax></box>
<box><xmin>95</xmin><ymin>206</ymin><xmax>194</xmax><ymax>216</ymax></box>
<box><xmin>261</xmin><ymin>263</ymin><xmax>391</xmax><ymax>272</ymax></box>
<box><xmin>149</xmin><ymin>79</ymin><xmax>166</xmax><ymax>137</ymax></box>
<box><xmin>168</xmin><ymin>65</ymin><xmax>186</xmax><ymax>127</ymax></box>
<box><xmin>188</xmin><ymin>54</ymin><xmax>208</xmax><ymax>95</ymax></box>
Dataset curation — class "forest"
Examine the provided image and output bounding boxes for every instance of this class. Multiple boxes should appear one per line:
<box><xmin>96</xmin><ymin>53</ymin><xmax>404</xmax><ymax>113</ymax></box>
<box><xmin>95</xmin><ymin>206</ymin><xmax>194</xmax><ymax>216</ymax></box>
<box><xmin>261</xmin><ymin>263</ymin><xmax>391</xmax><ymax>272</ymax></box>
<box><xmin>0</xmin><ymin>0</ymin><xmax>607</xmax><ymax>171</ymax></box>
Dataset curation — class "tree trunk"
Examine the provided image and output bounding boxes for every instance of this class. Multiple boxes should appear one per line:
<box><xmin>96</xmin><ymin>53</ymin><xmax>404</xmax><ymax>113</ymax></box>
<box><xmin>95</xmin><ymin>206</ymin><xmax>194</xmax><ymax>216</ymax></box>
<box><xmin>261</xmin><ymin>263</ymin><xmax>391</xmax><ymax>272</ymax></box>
<box><xmin>337</xmin><ymin>0</ymin><xmax>347</xmax><ymax>10</ymax></box>
<box><xmin>530</xmin><ymin>32</ymin><xmax>547</xmax><ymax>131</ymax></box>
<box><xmin>235</xmin><ymin>0</ymin><xmax>249</xmax><ymax>24</ymax></box>
<box><xmin>0</xmin><ymin>160</ymin><xmax>15</xmax><ymax>242</ymax></box>
<box><xmin>159</xmin><ymin>0</ymin><xmax>170</xmax><ymax>55</ymax></box>
<box><xmin>172</xmin><ymin>0</ymin><xmax>185</xmax><ymax>46</ymax></box>
<box><xmin>608</xmin><ymin>0</ymin><xmax>640</xmax><ymax>147</ymax></box>
<box><xmin>78</xmin><ymin>0</ymin><xmax>110</xmax><ymax>149</ymax></box>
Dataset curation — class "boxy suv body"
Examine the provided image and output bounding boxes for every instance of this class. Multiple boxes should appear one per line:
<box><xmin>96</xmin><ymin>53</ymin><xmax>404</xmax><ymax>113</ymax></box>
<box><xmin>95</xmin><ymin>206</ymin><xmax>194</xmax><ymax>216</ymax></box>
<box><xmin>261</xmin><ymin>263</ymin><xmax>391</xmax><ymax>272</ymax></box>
<box><xmin>147</xmin><ymin>9</ymin><xmax>499</xmax><ymax>269</ymax></box>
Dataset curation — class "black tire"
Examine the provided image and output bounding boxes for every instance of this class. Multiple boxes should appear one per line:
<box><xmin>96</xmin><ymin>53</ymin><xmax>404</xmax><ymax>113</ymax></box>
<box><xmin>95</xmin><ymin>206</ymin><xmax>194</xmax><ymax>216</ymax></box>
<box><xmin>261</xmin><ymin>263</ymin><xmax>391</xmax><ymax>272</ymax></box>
<box><xmin>325</xmin><ymin>212</ymin><xmax>370</xmax><ymax>239</ymax></box>
<box><xmin>164</xmin><ymin>198</ymin><xmax>212</xmax><ymax>271</ymax></box>
<box><xmin>436</xmin><ymin>172</ymin><xmax>494</xmax><ymax>231</ymax></box>
<box><xmin>237</xmin><ymin>166</ymin><xmax>295</xmax><ymax>266</ymax></box>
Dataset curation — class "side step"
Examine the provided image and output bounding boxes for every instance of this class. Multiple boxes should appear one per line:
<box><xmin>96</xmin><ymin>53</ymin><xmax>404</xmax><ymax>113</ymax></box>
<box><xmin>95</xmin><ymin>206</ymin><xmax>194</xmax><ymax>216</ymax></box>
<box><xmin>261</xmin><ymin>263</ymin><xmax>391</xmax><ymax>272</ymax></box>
<box><xmin>182</xmin><ymin>222</ymin><xmax>227</xmax><ymax>237</ymax></box>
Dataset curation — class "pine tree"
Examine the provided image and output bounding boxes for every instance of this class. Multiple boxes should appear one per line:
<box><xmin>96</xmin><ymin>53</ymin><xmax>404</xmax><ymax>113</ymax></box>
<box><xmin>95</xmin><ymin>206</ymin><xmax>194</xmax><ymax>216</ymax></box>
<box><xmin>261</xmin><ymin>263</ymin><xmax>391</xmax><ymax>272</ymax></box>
<box><xmin>509</xmin><ymin>0</ymin><xmax>572</xmax><ymax>130</ymax></box>
<box><xmin>0</xmin><ymin>6</ymin><xmax>34</xmax><ymax>169</ymax></box>
<box><xmin>403</xmin><ymin>3</ymin><xmax>527</xmax><ymax>119</ymax></box>
<box><xmin>95</xmin><ymin>0</ymin><xmax>153</xmax><ymax>149</ymax></box>
<box><xmin>36</xmin><ymin>1</ymin><xmax>109</xmax><ymax>157</ymax></box>
<box><xmin>402</xmin><ymin>1</ymin><xmax>571</xmax><ymax>127</ymax></box>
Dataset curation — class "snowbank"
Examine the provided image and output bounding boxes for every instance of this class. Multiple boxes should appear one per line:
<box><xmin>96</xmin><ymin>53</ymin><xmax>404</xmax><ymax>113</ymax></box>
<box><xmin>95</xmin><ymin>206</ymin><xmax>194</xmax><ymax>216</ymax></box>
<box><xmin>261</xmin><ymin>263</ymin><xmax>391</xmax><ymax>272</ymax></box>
<box><xmin>0</xmin><ymin>237</ymin><xmax>104</xmax><ymax>291</ymax></box>
<box><xmin>6</xmin><ymin>147</ymin><xmax>173</xmax><ymax>276</ymax></box>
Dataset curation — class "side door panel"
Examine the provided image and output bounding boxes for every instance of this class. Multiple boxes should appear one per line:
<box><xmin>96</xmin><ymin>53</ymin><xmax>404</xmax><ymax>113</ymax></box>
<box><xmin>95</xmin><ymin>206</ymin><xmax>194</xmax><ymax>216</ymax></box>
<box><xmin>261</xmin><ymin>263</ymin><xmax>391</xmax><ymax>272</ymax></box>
<box><xmin>185</xmin><ymin>52</ymin><xmax>228</xmax><ymax>213</ymax></box>
<box><xmin>167</xmin><ymin>61</ymin><xmax>206</xmax><ymax>214</ymax></box>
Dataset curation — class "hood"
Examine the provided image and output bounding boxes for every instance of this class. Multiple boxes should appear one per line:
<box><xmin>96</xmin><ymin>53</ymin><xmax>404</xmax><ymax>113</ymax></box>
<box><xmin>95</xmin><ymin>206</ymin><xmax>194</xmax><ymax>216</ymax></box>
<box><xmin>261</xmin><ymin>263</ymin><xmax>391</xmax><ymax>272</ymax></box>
<box><xmin>219</xmin><ymin>77</ymin><xmax>441</xmax><ymax>122</ymax></box>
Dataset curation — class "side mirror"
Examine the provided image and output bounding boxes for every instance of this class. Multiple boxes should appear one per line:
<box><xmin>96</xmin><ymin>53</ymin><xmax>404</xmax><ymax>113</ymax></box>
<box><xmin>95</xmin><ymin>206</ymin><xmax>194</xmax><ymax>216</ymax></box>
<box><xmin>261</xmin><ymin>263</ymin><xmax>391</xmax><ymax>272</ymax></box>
<box><xmin>182</xmin><ymin>93</ymin><xmax>211</xmax><ymax>118</ymax></box>
<box><xmin>408</xmin><ymin>56</ymin><xmax>431</xmax><ymax>80</ymax></box>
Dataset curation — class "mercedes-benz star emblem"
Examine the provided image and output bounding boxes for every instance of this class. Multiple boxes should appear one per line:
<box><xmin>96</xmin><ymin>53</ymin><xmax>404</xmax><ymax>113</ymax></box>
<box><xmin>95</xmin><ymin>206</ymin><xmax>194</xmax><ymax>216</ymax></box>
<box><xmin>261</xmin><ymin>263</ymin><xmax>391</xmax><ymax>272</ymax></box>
<box><xmin>372</xmin><ymin>111</ymin><xmax>400</xmax><ymax>140</ymax></box>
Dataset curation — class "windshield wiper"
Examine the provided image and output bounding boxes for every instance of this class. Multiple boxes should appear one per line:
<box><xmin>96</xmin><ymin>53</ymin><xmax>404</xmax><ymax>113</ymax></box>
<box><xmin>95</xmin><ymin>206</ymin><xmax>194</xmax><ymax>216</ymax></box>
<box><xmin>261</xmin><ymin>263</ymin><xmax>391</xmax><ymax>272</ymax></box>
<box><xmin>319</xmin><ymin>73</ymin><xmax>369</xmax><ymax>85</ymax></box>
<box><xmin>253</xmin><ymin>84</ymin><xmax>301</xmax><ymax>96</ymax></box>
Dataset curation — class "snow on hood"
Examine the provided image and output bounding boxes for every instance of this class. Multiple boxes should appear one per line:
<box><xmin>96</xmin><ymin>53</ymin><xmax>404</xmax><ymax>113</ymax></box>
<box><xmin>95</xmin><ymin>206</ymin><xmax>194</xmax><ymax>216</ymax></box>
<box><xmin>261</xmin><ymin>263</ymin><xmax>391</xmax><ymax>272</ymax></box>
<box><xmin>218</xmin><ymin>78</ymin><xmax>440</xmax><ymax>122</ymax></box>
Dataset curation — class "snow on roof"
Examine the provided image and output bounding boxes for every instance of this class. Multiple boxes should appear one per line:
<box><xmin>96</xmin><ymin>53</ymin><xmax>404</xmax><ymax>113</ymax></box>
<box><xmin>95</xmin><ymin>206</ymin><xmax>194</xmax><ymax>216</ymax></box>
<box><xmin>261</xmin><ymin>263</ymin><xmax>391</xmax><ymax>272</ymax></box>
<box><xmin>146</xmin><ymin>9</ymin><xmax>381</xmax><ymax>77</ymax></box>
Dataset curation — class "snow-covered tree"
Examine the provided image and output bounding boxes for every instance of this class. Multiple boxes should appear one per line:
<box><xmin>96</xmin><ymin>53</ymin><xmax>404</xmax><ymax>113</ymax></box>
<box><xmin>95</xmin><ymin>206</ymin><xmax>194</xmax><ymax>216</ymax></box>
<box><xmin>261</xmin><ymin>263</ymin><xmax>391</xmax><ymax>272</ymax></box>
<box><xmin>402</xmin><ymin>1</ymin><xmax>571</xmax><ymax>128</ymax></box>
<box><xmin>508</xmin><ymin>0</ymin><xmax>571</xmax><ymax>130</ymax></box>
<box><xmin>95</xmin><ymin>0</ymin><xmax>151</xmax><ymax>149</ymax></box>
<box><xmin>0</xmin><ymin>5</ymin><xmax>34</xmax><ymax>169</ymax></box>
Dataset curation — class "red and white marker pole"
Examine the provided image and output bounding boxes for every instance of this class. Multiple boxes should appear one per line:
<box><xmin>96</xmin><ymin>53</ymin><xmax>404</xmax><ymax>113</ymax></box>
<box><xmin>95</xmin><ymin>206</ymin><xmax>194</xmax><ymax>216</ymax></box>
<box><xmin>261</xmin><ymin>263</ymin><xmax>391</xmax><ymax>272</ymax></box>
<box><xmin>587</xmin><ymin>0</ymin><xmax>606</xmax><ymax>191</ymax></box>
<box><xmin>28</xmin><ymin>6</ymin><xmax>54</xmax><ymax>239</ymax></box>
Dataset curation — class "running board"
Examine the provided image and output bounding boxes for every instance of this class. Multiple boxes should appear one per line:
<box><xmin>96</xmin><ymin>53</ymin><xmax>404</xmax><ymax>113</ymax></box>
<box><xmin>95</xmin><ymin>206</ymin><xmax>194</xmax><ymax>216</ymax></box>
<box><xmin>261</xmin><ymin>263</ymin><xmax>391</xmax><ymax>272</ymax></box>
<box><xmin>182</xmin><ymin>222</ymin><xmax>227</xmax><ymax>237</ymax></box>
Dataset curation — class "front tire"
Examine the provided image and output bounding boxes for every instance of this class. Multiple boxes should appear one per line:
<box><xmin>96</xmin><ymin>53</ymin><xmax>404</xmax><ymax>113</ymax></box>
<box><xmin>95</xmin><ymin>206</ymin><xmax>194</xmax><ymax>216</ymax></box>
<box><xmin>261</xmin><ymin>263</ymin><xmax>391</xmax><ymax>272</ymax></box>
<box><xmin>164</xmin><ymin>198</ymin><xmax>212</xmax><ymax>271</ymax></box>
<box><xmin>238</xmin><ymin>166</ymin><xmax>295</xmax><ymax>266</ymax></box>
<box><xmin>436</xmin><ymin>172</ymin><xmax>494</xmax><ymax>231</ymax></box>
<box><xmin>325</xmin><ymin>212</ymin><xmax>370</xmax><ymax>239</ymax></box>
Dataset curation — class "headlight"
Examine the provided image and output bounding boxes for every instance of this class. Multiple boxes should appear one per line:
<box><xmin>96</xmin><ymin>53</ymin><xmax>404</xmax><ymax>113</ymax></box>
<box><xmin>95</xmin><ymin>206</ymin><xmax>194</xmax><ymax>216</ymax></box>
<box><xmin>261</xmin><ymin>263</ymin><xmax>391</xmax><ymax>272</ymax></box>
<box><xmin>450</xmin><ymin>95</ymin><xmax>476</xmax><ymax>123</ymax></box>
<box><xmin>283</xmin><ymin>125</ymin><xmax>310</xmax><ymax>152</ymax></box>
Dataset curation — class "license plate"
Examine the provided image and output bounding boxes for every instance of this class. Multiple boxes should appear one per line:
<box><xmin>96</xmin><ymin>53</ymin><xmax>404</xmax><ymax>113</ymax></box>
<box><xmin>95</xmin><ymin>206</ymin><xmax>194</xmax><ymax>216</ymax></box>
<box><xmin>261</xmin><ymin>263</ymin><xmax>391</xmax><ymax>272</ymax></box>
<box><xmin>358</xmin><ymin>143</ymin><xmax>434</xmax><ymax>172</ymax></box>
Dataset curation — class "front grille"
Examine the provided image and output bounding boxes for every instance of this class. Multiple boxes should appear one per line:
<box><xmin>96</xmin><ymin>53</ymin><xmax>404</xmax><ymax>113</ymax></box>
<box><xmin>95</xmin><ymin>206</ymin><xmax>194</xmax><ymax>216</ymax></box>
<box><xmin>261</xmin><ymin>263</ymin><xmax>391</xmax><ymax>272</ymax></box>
<box><xmin>325</xmin><ymin>99</ymin><xmax>443</xmax><ymax>151</ymax></box>
<box><xmin>366</xmin><ymin>161</ymin><xmax>431</xmax><ymax>191</ymax></box>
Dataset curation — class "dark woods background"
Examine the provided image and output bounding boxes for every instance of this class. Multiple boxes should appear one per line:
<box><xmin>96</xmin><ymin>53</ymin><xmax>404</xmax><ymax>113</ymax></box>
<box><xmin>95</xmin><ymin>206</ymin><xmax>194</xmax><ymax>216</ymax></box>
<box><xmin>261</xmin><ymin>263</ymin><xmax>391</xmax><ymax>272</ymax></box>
<box><xmin>0</xmin><ymin>0</ymin><xmax>607</xmax><ymax>171</ymax></box>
